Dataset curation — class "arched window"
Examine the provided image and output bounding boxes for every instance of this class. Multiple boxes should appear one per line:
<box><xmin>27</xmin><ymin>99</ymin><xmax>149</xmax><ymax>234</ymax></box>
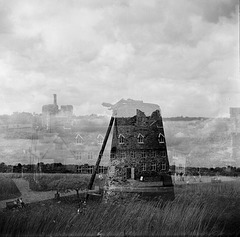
<box><xmin>158</xmin><ymin>133</ymin><xmax>165</xmax><ymax>143</ymax></box>
<box><xmin>137</xmin><ymin>133</ymin><xmax>144</xmax><ymax>144</ymax></box>
<box><xmin>118</xmin><ymin>134</ymin><xmax>125</xmax><ymax>144</ymax></box>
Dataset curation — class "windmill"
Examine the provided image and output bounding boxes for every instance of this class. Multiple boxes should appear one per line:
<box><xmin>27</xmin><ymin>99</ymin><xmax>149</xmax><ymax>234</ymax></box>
<box><xmin>87</xmin><ymin>99</ymin><xmax>174</xmax><ymax>201</ymax></box>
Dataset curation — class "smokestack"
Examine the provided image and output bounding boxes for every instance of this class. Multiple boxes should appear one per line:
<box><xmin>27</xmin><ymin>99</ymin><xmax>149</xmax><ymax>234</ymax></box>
<box><xmin>53</xmin><ymin>94</ymin><xmax>57</xmax><ymax>105</ymax></box>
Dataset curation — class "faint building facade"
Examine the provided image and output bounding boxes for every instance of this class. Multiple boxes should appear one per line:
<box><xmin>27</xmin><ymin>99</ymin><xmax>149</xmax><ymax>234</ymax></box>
<box><xmin>42</xmin><ymin>94</ymin><xmax>73</xmax><ymax>131</ymax></box>
<box><xmin>171</xmin><ymin>151</ymin><xmax>186</xmax><ymax>175</ymax></box>
<box><xmin>230</xmin><ymin>107</ymin><xmax>240</xmax><ymax>167</ymax></box>
<box><xmin>29</xmin><ymin>132</ymin><xmax>110</xmax><ymax>172</ymax></box>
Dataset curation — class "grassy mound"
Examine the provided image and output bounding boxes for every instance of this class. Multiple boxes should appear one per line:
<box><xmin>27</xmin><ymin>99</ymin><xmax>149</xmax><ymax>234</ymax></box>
<box><xmin>0</xmin><ymin>175</ymin><xmax>21</xmax><ymax>201</ymax></box>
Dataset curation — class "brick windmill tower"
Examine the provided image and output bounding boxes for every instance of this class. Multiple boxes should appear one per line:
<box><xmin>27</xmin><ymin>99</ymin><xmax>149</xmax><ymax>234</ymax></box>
<box><xmin>88</xmin><ymin>99</ymin><xmax>174</xmax><ymax>201</ymax></box>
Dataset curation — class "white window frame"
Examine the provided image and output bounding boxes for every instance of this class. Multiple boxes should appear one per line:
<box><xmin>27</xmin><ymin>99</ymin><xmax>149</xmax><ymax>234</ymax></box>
<box><xmin>142</xmin><ymin>163</ymin><xmax>146</xmax><ymax>171</ymax></box>
<box><xmin>118</xmin><ymin>134</ymin><xmax>125</xmax><ymax>144</ymax></box>
<box><xmin>76</xmin><ymin>134</ymin><xmax>83</xmax><ymax>145</ymax></box>
<box><xmin>151</xmin><ymin>163</ymin><xmax>156</xmax><ymax>171</ymax></box>
<box><xmin>141</xmin><ymin>150</ymin><xmax>146</xmax><ymax>158</ymax></box>
<box><xmin>161</xmin><ymin>163</ymin><xmax>166</xmax><ymax>170</ymax></box>
<box><xmin>158</xmin><ymin>133</ymin><xmax>165</xmax><ymax>143</ymax></box>
<box><xmin>97</xmin><ymin>134</ymin><xmax>104</xmax><ymax>145</ymax></box>
<box><xmin>137</xmin><ymin>133</ymin><xmax>144</xmax><ymax>144</ymax></box>
<box><xmin>130</xmin><ymin>151</ymin><xmax>135</xmax><ymax>158</ymax></box>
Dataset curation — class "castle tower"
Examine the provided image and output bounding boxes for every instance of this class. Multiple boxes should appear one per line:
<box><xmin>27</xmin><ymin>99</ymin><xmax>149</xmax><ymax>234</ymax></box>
<box><xmin>103</xmin><ymin>99</ymin><xmax>174</xmax><ymax>201</ymax></box>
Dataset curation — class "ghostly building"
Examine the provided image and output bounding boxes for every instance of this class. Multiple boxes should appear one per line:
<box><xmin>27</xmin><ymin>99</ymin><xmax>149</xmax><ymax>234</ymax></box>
<box><xmin>230</xmin><ymin>107</ymin><xmax>240</xmax><ymax>167</ymax></box>
<box><xmin>42</xmin><ymin>94</ymin><xmax>73</xmax><ymax>131</ymax></box>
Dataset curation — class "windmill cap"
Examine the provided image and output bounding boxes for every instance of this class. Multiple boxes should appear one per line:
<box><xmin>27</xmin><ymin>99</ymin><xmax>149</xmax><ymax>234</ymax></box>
<box><xmin>102</xmin><ymin>98</ymin><xmax>161</xmax><ymax>117</ymax></box>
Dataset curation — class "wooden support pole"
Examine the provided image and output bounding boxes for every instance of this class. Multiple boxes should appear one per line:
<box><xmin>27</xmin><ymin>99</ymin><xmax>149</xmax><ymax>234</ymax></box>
<box><xmin>87</xmin><ymin>116</ymin><xmax>115</xmax><ymax>192</ymax></box>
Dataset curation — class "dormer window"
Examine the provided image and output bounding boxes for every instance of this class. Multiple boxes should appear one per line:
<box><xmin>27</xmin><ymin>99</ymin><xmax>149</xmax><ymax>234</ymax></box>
<box><xmin>137</xmin><ymin>133</ymin><xmax>144</xmax><ymax>144</ymax></box>
<box><xmin>118</xmin><ymin>134</ymin><xmax>125</xmax><ymax>144</ymax></box>
<box><xmin>158</xmin><ymin>133</ymin><xmax>165</xmax><ymax>143</ymax></box>
<box><xmin>76</xmin><ymin>134</ymin><xmax>83</xmax><ymax>144</ymax></box>
<box><xmin>97</xmin><ymin>134</ymin><xmax>104</xmax><ymax>145</ymax></box>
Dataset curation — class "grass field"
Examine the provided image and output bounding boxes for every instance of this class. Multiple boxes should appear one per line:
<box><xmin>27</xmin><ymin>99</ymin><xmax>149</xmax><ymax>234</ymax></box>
<box><xmin>0</xmin><ymin>179</ymin><xmax>240</xmax><ymax>236</ymax></box>
<box><xmin>0</xmin><ymin>175</ymin><xmax>21</xmax><ymax>201</ymax></box>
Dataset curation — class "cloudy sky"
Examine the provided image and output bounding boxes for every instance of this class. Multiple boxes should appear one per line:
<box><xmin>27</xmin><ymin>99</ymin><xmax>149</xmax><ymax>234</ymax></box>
<box><xmin>0</xmin><ymin>0</ymin><xmax>239</xmax><ymax>117</ymax></box>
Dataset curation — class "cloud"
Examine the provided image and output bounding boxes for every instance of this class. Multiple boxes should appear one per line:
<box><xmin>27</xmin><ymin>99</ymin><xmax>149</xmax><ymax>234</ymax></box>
<box><xmin>0</xmin><ymin>0</ymin><xmax>238</xmax><ymax>117</ymax></box>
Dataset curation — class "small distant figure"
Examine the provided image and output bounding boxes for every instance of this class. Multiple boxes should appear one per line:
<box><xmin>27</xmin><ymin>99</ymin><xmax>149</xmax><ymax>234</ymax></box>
<box><xmin>77</xmin><ymin>200</ymin><xmax>86</xmax><ymax>214</ymax></box>
<box><xmin>81</xmin><ymin>200</ymin><xmax>87</xmax><ymax>215</ymax></box>
<box><xmin>199</xmin><ymin>174</ymin><xmax>202</xmax><ymax>182</ymax></box>
<box><xmin>140</xmin><ymin>176</ymin><xmax>144</xmax><ymax>182</ymax></box>
<box><xmin>19</xmin><ymin>198</ymin><xmax>25</xmax><ymax>208</ymax></box>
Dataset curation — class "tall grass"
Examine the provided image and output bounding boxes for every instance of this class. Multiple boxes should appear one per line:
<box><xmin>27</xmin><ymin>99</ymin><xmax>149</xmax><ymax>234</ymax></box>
<box><xmin>0</xmin><ymin>175</ymin><xmax>21</xmax><ymax>201</ymax></box>
<box><xmin>1</xmin><ymin>181</ymin><xmax>240</xmax><ymax>236</ymax></box>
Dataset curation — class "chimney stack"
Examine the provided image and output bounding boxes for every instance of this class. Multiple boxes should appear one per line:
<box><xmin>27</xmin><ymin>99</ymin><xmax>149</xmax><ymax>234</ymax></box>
<box><xmin>53</xmin><ymin>94</ymin><xmax>57</xmax><ymax>105</ymax></box>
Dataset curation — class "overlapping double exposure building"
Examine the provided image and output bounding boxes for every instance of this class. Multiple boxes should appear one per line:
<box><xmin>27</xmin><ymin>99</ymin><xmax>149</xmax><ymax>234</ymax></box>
<box><xmin>104</xmin><ymin>99</ymin><xmax>173</xmax><ymax>191</ymax></box>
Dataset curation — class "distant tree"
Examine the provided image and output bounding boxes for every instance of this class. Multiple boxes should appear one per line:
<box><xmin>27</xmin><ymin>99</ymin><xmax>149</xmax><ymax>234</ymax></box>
<box><xmin>9</xmin><ymin>112</ymin><xmax>33</xmax><ymax>124</ymax></box>
<box><xmin>0</xmin><ymin>115</ymin><xmax>10</xmax><ymax>124</ymax></box>
<box><xmin>48</xmin><ymin>176</ymin><xmax>89</xmax><ymax>198</ymax></box>
<box><xmin>0</xmin><ymin>162</ymin><xmax>7</xmax><ymax>172</ymax></box>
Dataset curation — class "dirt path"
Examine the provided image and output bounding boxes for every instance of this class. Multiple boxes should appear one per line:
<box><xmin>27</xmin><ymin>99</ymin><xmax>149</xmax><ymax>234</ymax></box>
<box><xmin>0</xmin><ymin>178</ymin><xmax>74</xmax><ymax>209</ymax></box>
